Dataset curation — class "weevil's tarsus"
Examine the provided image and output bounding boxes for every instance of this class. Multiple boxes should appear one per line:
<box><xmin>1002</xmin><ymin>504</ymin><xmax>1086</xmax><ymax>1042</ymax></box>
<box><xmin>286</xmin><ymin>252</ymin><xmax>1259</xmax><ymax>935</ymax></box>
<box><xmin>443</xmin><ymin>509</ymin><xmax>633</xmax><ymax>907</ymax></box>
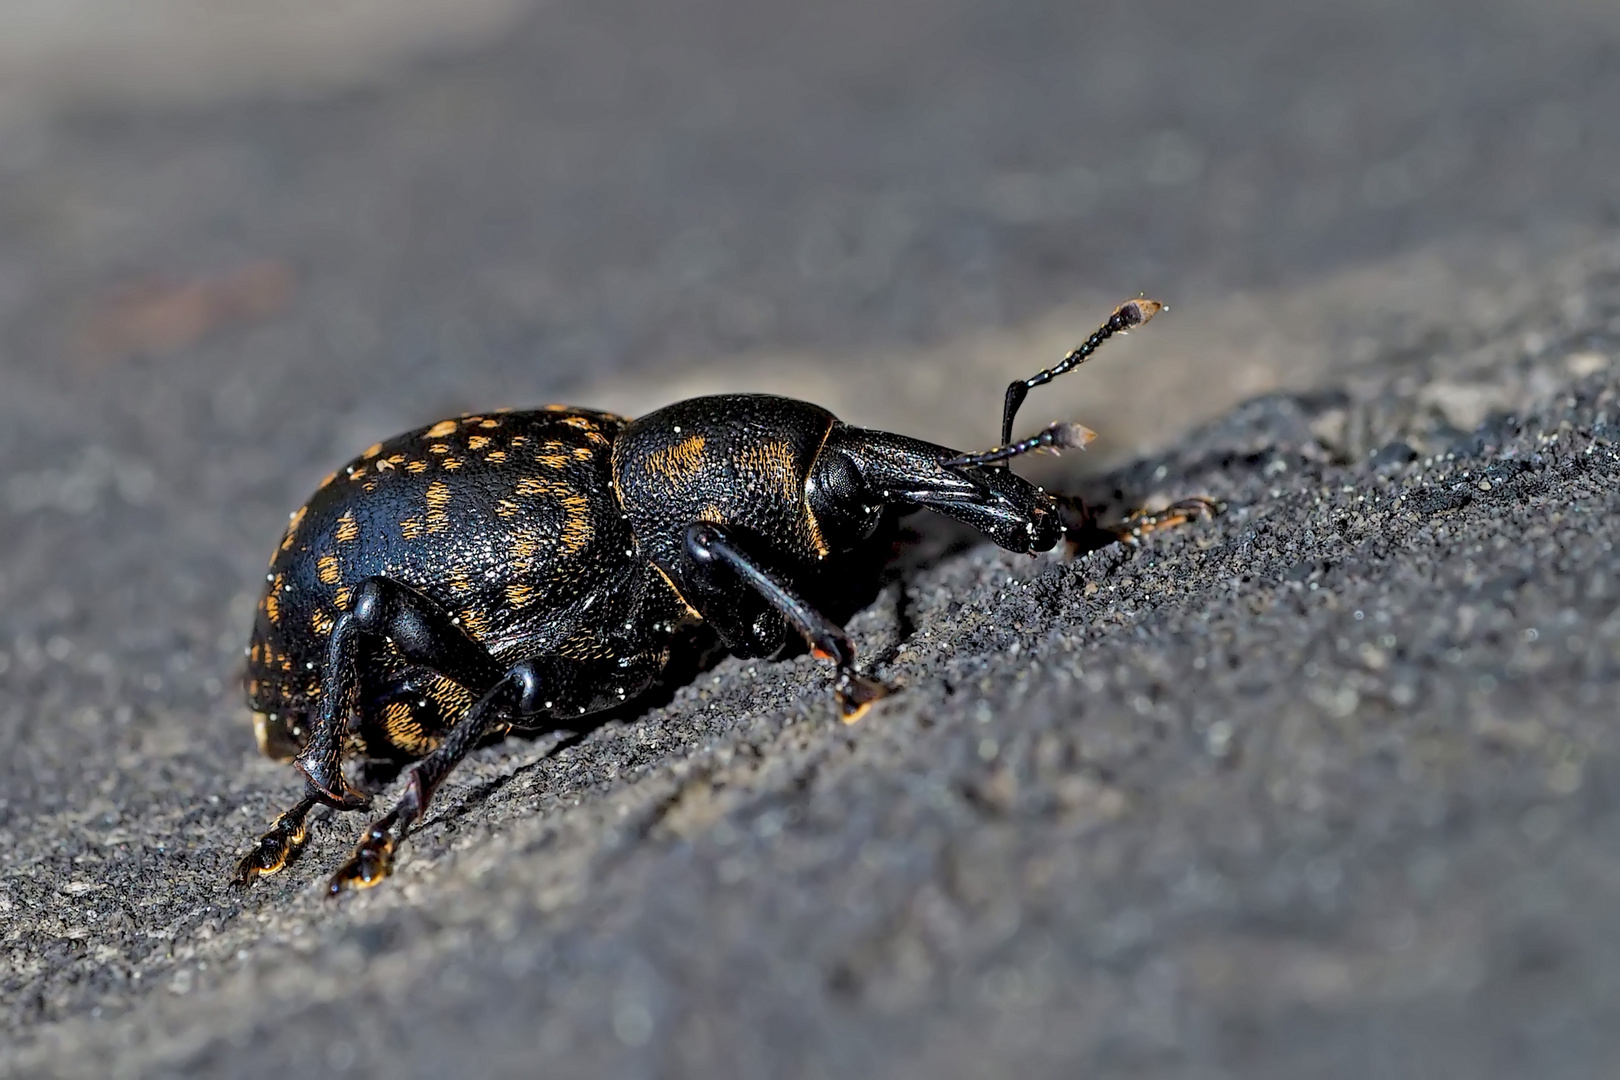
<box><xmin>1116</xmin><ymin>496</ymin><xmax>1221</xmax><ymax>544</ymax></box>
<box><xmin>230</xmin><ymin>791</ymin><xmax>320</xmax><ymax>888</ymax></box>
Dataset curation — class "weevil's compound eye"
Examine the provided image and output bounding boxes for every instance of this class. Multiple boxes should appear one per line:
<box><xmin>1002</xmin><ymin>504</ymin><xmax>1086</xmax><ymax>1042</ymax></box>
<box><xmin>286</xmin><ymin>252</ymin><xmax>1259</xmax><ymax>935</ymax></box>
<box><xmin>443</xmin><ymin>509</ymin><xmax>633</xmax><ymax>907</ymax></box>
<box><xmin>808</xmin><ymin>450</ymin><xmax>883</xmax><ymax>545</ymax></box>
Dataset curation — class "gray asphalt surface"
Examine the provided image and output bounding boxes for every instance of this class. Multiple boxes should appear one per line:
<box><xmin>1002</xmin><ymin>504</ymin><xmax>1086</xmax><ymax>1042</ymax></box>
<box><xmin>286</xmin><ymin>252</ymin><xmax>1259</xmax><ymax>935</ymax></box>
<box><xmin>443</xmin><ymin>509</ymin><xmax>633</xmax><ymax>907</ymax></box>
<box><xmin>3</xmin><ymin>1</ymin><xmax>1619</xmax><ymax>1077</ymax></box>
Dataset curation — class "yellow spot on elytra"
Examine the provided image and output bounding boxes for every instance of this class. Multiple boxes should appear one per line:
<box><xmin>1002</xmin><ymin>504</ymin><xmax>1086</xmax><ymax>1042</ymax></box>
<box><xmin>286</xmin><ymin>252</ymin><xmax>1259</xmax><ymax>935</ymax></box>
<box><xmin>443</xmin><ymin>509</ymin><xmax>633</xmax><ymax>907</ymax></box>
<box><xmin>536</xmin><ymin>453</ymin><xmax>569</xmax><ymax>469</ymax></box>
<box><xmin>571</xmin><ymin>445</ymin><xmax>596</xmax><ymax>461</ymax></box>
<box><xmin>559</xmin><ymin>415</ymin><xmax>608</xmax><ymax>445</ymax></box>
<box><xmin>362</xmin><ymin>443</ymin><xmax>384</xmax><ymax>460</ymax></box>
<box><xmin>426</xmin><ymin>419</ymin><xmax>459</xmax><ymax>439</ymax></box>
<box><xmin>497</xmin><ymin>499</ymin><xmax>520</xmax><ymax>518</ymax></box>
<box><xmin>700</xmin><ymin>503</ymin><xmax>727</xmax><ymax>524</ymax></box>
<box><xmin>428</xmin><ymin>673</ymin><xmax>476</xmax><ymax>714</ymax></box>
<box><xmin>334</xmin><ymin>586</ymin><xmax>353</xmax><ymax>611</ymax></box>
<box><xmin>264</xmin><ymin>575</ymin><xmax>282</xmax><ymax>624</ymax></box>
<box><xmin>486</xmin><ymin>450</ymin><xmax>507</xmax><ymax>464</ymax></box>
<box><xmin>425</xmin><ymin>481</ymin><xmax>451</xmax><ymax>510</ymax></box>
<box><xmin>311</xmin><ymin>608</ymin><xmax>334</xmax><ymax>636</ymax></box>
<box><xmin>468</xmin><ymin>435</ymin><xmax>491</xmax><ymax>451</ymax></box>
<box><xmin>335</xmin><ymin>511</ymin><xmax>359</xmax><ymax>543</ymax></box>
<box><xmin>400</xmin><ymin>517</ymin><xmax>423</xmax><ymax>539</ymax></box>
<box><xmin>509</xmin><ymin>436</ymin><xmax>528</xmax><ymax>448</ymax></box>
<box><xmin>405</xmin><ymin>460</ymin><xmax>429</xmax><ymax>474</ymax></box>
<box><xmin>428</xmin><ymin>443</ymin><xmax>450</xmax><ymax>455</ymax></box>
<box><xmin>515</xmin><ymin>476</ymin><xmax>560</xmax><ymax>496</ymax></box>
<box><xmin>280</xmin><ymin>506</ymin><xmax>307</xmax><ymax>551</ymax></box>
<box><xmin>480</xmin><ymin>418</ymin><xmax>501</xmax><ymax>429</ymax></box>
<box><xmin>459</xmin><ymin>608</ymin><xmax>493</xmax><ymax>639</ymax></box>
<box><xmin>506</xmin><ymin>583</ymin><xmax>535</xmax><ymax>607</ymax></box>
<box><xmin>317</xmin><ymin>471</ymin><xmax>338</xmax><ymax>489</ymax></box>
<box><xmin>448</xmin><ymin>570</ymin><xmax>475</xmax><ymax>595</ymax></box>
<box><xmin>559</xmin><ymin>493</ymin><xmax>593</xmax><ymax>554</ymax></box>
<box><xmin>382</xmin><ymin>700</ymin><xmax>435</xmax><ymax>755</ymax></box>
<box><xmin>645</xmin><ymin>435</ymin><xmax>707</xmax><ymax>482</ymax></box>
<box><xmin>442</xmin><ymin>457</ymin><xmax>464</xmax><ymax>471</ymax></box>
<box><xmin>558</xmin><ymin>632</ymin><xmax>615</xmax><ymax>661</ymax></box>
<box><xmin>349</xmin><ymin>464</ymin><xmax>367</xmax><ymax>480</ymax></box>
<box><xmin>317</xmin><ymin>554</ymin><xmax>340</xmax><ymax>585</ymax></box>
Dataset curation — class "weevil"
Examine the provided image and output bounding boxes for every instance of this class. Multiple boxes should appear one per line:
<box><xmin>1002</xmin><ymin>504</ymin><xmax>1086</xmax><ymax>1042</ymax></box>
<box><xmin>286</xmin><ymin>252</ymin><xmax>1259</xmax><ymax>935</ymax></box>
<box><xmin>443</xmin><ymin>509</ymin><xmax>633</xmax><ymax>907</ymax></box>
<box><xmin>232</xmin><ymin>298</ymin><xmax>1210</xmax><ymax>893</ymax></box>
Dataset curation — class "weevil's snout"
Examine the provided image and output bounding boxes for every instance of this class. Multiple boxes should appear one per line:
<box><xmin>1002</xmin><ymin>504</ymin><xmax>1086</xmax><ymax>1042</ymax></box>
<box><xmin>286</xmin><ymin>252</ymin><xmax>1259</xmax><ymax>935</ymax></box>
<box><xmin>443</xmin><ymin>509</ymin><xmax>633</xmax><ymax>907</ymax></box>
<box><xmin>1025</xmin><ymin>490</ymin><xmax>1064</xmax><ymax>552</ymax></box>
<box><xmin>985</xmin><ymin>477</ymin><xmax>1063</xmax><ymax>554</ymax></box>
<box><xmin>935</xmin><ymin>462</ymin><xmax>1064</xmax><ymax>554</ymax></box>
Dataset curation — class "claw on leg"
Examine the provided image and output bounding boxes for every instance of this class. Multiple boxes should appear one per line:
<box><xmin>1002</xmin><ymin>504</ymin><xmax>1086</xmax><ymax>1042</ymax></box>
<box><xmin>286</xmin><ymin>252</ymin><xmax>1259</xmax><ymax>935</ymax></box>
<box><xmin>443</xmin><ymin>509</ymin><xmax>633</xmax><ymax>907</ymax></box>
<box><xmin>327</xmin><ymin>809</ymin><xmax>402</xmax><ymax>896</ymax></box>
<box><xmin>1117</xmin><ymin>496</ymin><xmax>1220</xmax><ymax>544</ymax></box>
<box><xmin>835</xmin><ymin>670</ymin><xmax>889</xmax><ymax>724</ymax></box>
<box><xmin>230</xmin><ymin>795</ymin><xmax>317</xmax><ymax>888</ymax></box>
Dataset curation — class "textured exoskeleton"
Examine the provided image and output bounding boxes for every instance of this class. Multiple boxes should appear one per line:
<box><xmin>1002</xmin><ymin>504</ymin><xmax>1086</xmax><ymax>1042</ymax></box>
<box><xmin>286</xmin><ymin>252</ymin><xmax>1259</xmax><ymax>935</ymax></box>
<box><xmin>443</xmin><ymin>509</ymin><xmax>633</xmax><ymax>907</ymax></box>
<box><xmin>232</xmin><ymin>298</ymin><xmax>1204</xmax><ymax>893</ymax></box>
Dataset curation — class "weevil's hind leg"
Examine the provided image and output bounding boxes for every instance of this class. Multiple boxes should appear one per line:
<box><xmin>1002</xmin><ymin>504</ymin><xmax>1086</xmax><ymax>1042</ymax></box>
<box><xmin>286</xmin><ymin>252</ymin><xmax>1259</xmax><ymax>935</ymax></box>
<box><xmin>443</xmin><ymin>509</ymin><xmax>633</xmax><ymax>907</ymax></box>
<box><xmin>231</xmin><ymin>575</ymin><xmax>507</xmax><ymax>889</ymax></box>
<box><xmin>1116</xmin><ymin>496</ymin><xmax>1220</xmax><ymax>544</ymax></box>
<box><xmin>327</xmin><ymin>658</ymin><xmax>562</xmax><ymax>894</ymax></box>
<box><xmin>682</xmin><ymin>522</ymin><xmax>887</xmax><ymax>722</ymax></box>
<box><xmin>293</xmin><ymin>576</ymin><xmax>505</xmax><ymax>805</ymax></box>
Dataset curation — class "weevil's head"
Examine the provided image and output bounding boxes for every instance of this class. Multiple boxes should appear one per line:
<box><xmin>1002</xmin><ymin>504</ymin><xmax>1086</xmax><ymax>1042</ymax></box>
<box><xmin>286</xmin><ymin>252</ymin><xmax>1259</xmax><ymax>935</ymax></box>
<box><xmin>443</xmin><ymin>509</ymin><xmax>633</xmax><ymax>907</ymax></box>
<box><xmin>810</xmin><ymin>424</ymin><xmax>1065</xmax><ymax>555</ymax></box>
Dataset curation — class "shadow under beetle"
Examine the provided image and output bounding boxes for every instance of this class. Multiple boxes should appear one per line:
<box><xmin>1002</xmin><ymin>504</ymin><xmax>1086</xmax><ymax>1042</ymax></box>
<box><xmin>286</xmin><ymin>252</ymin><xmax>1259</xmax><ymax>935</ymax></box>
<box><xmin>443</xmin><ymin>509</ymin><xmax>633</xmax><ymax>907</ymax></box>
<box><xmin>232</xmin><ymin>298</ymin><xmax>1212</xmax><ymax>893</ymax></box>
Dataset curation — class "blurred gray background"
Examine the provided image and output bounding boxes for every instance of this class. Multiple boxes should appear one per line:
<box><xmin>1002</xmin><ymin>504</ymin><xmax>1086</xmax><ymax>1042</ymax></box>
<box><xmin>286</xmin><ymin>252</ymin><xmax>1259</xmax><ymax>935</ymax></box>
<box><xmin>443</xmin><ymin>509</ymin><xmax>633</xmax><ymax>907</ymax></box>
<box><xmin>2</xmin><ymin>1</ymin><xmax>1618</xmax><ymax>1077</ymax></box>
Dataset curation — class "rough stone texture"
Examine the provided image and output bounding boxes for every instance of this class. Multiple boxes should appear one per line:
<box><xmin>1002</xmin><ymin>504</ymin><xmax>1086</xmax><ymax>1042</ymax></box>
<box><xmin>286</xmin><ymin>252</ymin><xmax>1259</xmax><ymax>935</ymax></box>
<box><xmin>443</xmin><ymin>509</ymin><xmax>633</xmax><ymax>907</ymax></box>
<box><xmin>3</xmin><ymin>1</ymin><xmax>1619</xmax><ymax>1077</ymax></box>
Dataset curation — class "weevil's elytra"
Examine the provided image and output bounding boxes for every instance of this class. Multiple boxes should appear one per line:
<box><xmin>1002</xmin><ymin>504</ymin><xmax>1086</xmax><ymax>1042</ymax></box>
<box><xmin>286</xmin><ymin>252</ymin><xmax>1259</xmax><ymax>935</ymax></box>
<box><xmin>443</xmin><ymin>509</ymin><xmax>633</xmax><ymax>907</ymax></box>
<box><xmin>231</xmin><ymin>298</ymin><xmax>1211</xmax><ymax>894</ymax></box>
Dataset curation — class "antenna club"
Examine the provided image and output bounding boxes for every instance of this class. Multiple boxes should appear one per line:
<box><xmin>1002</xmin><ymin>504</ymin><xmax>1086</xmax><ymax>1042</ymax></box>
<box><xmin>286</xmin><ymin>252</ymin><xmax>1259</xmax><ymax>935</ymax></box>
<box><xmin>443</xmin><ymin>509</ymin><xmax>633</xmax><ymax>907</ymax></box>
<box><xmin>1117</xmin><ymin>297</ymin><xmax>1165</xmax><ymax>329</ymax></box>
<box><xmin>1056</xmin><ymin>422</ymin><xmax>1099</xmax><ymax>449</ymax></box>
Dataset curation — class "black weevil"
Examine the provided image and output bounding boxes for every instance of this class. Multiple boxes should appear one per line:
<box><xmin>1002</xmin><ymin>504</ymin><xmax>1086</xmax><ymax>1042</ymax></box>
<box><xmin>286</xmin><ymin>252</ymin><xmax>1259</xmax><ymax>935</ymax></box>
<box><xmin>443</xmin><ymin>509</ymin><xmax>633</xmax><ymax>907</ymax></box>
<box><xmin>232</xmin><ymin>298</ymin><xmax>1210</xmax><ymax>893</ymax></box>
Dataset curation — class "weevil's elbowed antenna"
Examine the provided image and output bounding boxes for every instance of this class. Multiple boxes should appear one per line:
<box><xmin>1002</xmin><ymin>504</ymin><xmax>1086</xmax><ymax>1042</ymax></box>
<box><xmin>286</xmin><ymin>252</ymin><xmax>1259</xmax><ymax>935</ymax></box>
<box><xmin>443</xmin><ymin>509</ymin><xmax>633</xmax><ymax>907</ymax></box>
<box><xmin>999</xmin><ymin>297</ymin><xmax>1164</xmax><ymax>447</ymax></box>
<box><xmin>942</xmin><ymin>421</ymin><xmax>1097</xmax><ymax>469</ymax></box>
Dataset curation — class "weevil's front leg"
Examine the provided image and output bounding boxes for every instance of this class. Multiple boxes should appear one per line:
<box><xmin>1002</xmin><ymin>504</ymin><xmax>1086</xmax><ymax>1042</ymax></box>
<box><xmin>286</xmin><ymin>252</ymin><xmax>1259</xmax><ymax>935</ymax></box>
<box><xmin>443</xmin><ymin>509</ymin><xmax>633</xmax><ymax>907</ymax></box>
<box><xmin>231</xmin><ymin>575</ymin><xmax>506</xmax><ymax>888</ymax></box>
<box><xmin>1117</xmin><ymin>496</ymin><xmax>1220</xmax><ymax>544</ymax></box>
<box><xmin>327</xmin><ymin>657</ymin><xmax>564</xmax><ymax>893</ymax></box>
<box><xmin>682</xmin><ymin>522</ymin><xmax>887</xmax><ymax>722</ymax></box>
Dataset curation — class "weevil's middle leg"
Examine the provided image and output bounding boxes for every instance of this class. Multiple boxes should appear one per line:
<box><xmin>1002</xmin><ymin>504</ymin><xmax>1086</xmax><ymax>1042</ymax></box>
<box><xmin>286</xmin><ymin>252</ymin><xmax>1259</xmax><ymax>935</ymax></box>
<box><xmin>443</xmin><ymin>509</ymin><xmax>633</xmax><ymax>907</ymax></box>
<box><xmin>682</xmin><ymin>522</ymin><xmax>888</xmax><ymax>722</ymax></box>
<box><xmin>231</xmin><ymin>575</ymin><xmax>508</xmax><ymax>889</ymax></box>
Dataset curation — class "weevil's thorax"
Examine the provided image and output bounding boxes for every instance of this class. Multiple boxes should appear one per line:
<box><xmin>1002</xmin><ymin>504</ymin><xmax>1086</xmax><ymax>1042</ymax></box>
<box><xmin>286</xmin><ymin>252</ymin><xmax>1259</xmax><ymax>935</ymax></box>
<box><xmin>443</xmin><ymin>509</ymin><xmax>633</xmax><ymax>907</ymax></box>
<box><xmin>612</xmin><ymin>394</ymin><xmax>838</xmax><ymax>582</ymax></box>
